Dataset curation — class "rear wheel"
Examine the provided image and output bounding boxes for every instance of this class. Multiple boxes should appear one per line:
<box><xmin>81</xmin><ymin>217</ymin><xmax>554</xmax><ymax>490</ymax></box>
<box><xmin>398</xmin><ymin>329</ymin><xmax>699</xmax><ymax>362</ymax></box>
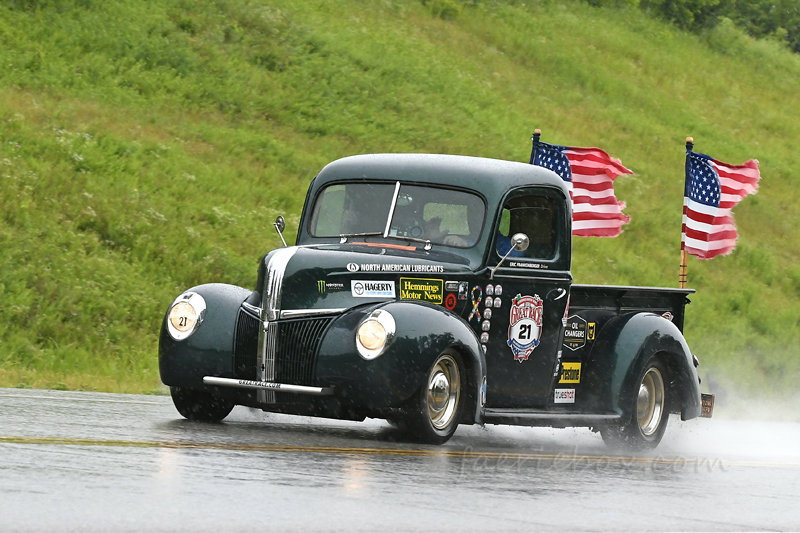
<box><xmin>400</xmin><ymin>350</ymin><xmax>463</xmax><ymax>445</ymax></box>
<box><xmin>170</xmin><ymin>386</ymin><xmax>235</xmax><ymax>422</ymax></box>
<box><xmin>600</xmin><ymin>357</ymin><xmax>669</xmax><ymax>451</ymax></box>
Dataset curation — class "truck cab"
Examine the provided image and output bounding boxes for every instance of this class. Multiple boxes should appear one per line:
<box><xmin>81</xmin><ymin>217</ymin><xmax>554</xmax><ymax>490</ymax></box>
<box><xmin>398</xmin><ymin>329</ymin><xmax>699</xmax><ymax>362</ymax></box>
<box><xmin>160</xmin><ymin>153</ymin><xmax>709</xmax><ymax>448</ymax></box>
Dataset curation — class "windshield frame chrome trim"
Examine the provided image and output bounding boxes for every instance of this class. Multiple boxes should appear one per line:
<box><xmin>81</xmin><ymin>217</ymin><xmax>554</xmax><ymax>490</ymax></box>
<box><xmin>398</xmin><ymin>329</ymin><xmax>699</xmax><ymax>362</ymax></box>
<box><xmin>383</xmin><ymin>181</ymin><xmax>401</xmax><ymax>238</ymax></box>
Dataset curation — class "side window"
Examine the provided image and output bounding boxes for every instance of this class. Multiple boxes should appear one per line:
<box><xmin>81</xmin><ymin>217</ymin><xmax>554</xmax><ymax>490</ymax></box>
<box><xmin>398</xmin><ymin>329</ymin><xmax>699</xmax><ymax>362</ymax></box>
<box><xmin>496</xmin><ymin>196</ymin><xmax>558</xmax><ymax>260</ymax></box>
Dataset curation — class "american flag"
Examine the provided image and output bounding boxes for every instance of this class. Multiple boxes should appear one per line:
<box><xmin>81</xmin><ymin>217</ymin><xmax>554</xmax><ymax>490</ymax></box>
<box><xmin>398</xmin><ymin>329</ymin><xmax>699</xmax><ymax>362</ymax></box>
<box><xmin>532</xmin><ymin>141</ymin><xmax>632</xmax><ymax>237</ymax></box>
<box><xmin>682</xmin><ymin>151</ymin><xmax>760</xmax><ymax>259</ymax></box>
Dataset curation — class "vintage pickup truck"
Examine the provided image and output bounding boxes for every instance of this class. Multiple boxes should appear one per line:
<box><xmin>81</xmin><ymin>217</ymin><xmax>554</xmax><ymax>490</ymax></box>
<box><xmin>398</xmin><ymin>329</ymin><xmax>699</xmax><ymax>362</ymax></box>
<box><xmin>159</xmin><ymin>153</ymin><xmax>713</xmax><ymax>449</ymax></box>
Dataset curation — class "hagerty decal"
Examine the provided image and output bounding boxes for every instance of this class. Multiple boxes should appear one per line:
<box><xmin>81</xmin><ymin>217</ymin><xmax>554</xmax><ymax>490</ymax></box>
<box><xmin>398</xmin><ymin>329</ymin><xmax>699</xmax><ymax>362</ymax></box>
<box><xmin>351</xmin><ymin>280</ymin><xmax>395</xmax><ymax>298</ymax></box>
<box><xmin>507</xmin><ymin>294</ymin><xmax>543</xmax><ymax>363</ymax></box>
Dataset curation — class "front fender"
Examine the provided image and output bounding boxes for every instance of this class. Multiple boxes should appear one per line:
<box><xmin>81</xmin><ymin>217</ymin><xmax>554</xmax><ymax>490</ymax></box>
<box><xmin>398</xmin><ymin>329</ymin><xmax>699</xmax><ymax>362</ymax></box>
<box><xmin>315</xmin><ymin>301</ymin><xmax>486</xmax><ymax>423</ymax></box>
<box><xmin>582</xmin><ymin>313</ymin><xmax>701</xmax><ymax>422</ymax></box>
<box><xmin>159</xmin><ymin>283</ymin><xmax>257</xmax><ymax>390</ymax></box>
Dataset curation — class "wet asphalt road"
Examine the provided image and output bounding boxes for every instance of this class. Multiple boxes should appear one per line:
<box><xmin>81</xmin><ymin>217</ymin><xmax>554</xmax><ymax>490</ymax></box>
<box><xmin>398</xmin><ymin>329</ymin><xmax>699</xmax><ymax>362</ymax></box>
<box><xmin>1</xmin><ymin>388</ymin><xmax>799</xmax><ymax>532</ymax></box>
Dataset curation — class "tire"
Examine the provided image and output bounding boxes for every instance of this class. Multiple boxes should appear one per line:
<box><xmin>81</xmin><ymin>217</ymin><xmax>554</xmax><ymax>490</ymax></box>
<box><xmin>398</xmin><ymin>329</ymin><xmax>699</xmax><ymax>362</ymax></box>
<box><xmin>399</xmin><ymin>350</ymin><xmax>463</xmax><ymax>445</ymax></box>
<box><xmin>170</xmin><ymin>386</ymin><xmax>235</xmax><ymax>422</ymax></box>
<box><xmin>600</xmin><ymin>356</ymin><xmax>669</xmax><ymax>451</ymax></box>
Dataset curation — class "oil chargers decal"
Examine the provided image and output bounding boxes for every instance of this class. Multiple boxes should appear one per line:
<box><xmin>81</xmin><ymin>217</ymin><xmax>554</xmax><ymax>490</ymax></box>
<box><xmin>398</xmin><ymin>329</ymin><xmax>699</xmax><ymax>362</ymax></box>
<box><xmin>563</xmin><ymin>315</ymin><xmax>587</xmax><ymax>351</ymax></box>
<box><xmin>507</xmin><ymin>294</ymin><xmax>543</xmax><ymax>363</ymax></box>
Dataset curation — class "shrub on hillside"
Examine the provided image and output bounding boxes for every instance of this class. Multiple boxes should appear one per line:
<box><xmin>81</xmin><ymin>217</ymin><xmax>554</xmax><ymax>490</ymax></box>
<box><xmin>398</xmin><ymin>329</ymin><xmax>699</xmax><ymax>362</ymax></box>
<box><xmin>722</xmin><ymin>0</ymin><xmax>800</xmax><ymax>53</ymax></box>
<box><xmin>639</xmin><ymin>0</ymin><xmax>727</xmax><ymax>30</ymax></box>
<box><xmin>578</xmin><ymin>0</ymin><xmax>800</xmax><ymax>53</ymax></box>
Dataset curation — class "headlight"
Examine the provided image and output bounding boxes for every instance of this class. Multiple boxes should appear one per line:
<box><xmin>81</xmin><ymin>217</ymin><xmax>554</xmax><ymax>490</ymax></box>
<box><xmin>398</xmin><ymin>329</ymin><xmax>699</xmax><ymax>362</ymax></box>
<box><xmin>166</xmin><ymin>292</ymin><xmax>206</xmax><ymax>341</ymax></box>
<box><xmin>355</xmin><ymin>309</ymin><xmax>396</xmax><ymax>360</ymax></box>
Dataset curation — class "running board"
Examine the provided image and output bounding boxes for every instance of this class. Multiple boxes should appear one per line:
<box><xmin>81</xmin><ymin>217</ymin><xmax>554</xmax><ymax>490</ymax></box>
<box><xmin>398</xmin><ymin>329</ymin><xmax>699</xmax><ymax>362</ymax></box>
<box><xmin>483</xmin><ymin>408</ymin><xmax>621</xmax><ymax>427</ymax></box>
<box><xmin>203</xmin><ymin>376</ymin><xmax>334</xmax><ymax>396</ymax></box>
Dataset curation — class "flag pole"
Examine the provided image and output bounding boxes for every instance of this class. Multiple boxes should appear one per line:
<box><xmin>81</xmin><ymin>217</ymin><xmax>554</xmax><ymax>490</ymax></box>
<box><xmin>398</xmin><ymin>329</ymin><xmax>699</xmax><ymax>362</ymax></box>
<box><xmin>529</xmin><ymin>129</ymin><xmax>541</xmax><ymax>164</ymax></box>
<box><xmin>679</xmin><ymin>136</ymin><xmax>693</xmax><ymax>288</ymax></box>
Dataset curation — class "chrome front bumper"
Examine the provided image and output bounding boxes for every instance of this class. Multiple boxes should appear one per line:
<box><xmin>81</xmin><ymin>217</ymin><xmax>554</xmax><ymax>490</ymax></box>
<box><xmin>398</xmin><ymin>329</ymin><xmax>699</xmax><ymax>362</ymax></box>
<box><xmin>203</xmin><ymin>376</ymin><xmax>334</xmax><ymax>396</ymax></box>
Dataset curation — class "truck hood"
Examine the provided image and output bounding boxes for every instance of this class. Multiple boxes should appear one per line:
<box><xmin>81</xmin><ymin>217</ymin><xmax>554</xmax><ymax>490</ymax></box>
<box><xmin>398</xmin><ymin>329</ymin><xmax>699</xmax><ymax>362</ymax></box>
<box><xmin>272</xmin><ymin>244</ymin><xmax>473</xmax><ymax>313</ymax></box>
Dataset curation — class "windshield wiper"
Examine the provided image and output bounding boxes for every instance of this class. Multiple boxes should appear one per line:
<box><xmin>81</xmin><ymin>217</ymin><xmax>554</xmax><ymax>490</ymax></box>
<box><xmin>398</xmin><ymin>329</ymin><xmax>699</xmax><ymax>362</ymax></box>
<box><xmin>383</xmin><ymin>234</ymin><xmax>432</xmax><ymax>250</ymax></box>
<box><xmin>338</xmin><ymin>231</ymin><xmax>383</xmax><ymax>243</ymax></box>
<box><xmin>339</xmin><ymin>232</ymin><xmax>383</xmax><ymax>238</ymax></box>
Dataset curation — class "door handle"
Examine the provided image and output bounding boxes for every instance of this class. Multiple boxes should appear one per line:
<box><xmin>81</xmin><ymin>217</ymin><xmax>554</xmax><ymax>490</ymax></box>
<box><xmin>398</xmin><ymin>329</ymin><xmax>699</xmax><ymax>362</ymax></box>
<box><xmin>547</xmin><ymin>288</ymin><xmax>567</xmax><ymax>301</ymax></box>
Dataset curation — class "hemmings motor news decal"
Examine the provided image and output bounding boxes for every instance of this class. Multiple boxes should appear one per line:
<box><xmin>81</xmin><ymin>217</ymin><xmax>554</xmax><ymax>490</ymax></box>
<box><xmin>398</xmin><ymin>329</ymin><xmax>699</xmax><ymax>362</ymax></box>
<box><xmin>351</xmin><ymin>280</ymin><xmax>395</xmax><ymax>298</ymax></box>
<box><xmin>507</xmin><ymin>294</ymin><xmax>543</xmax><ymax>363</ymax></box>
<box><xmin>399</xmin><ymin>278</ymin><xmax>443</xmax><ymax>304</ymax></box>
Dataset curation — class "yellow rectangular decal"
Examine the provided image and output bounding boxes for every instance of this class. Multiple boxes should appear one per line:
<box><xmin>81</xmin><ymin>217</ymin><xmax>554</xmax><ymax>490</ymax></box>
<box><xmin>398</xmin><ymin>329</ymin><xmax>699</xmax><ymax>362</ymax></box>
<box><xmin>559</xmin><ymin>362</ymin><xmax>582</xmax><ymax>383</ymax></box>
<box><xmin>399</xmin><ymin>278</ymin><xmax>443</xmax><ymax>305</ymax></box>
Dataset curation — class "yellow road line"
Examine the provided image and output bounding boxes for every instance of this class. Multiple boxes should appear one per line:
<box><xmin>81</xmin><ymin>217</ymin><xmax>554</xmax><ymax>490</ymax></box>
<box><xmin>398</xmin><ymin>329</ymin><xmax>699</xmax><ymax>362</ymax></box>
<box><xmin>1</xmin><ymin>435</ymin><xmax>798</xmax><ymax>469</ymax></box>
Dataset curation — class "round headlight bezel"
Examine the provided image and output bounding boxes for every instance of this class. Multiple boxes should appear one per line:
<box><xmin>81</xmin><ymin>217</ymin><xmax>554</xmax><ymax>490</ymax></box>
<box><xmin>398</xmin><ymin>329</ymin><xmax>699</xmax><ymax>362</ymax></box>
<box><xmin>355</xmin><ymin>309</ymin><xmax>396</xmax><ymax>360</ymax></box>
<box><xmin>166</xmin><ymin>292</ymin><xmax>206</xmax><ymax>341</ymax></box>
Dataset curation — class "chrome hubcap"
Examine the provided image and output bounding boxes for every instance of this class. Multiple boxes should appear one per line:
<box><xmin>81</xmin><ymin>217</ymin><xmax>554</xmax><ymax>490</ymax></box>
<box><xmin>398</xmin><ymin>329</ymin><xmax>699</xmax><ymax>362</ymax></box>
<box><xmin>427</xmin><ymin>354</ymin><xmax>460</xmax><ymax>430</ymax></box>
<box><xmin>637</xmin><ymin>367</ymin><xmax>665</xmax><ymax>436</ymax></box>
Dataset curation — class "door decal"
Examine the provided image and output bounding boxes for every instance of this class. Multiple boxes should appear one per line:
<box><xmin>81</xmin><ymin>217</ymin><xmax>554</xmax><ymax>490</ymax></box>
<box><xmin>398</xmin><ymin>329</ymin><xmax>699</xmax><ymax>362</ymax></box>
<box><xmin>468</xmin><ymin>286</ymin><xmax>483</xmax><ymax>323</ymax></box>
<box><xmin>507</xmin><ymin>294</ymin><xmax>543</xmax><ymax>363</ymax></box>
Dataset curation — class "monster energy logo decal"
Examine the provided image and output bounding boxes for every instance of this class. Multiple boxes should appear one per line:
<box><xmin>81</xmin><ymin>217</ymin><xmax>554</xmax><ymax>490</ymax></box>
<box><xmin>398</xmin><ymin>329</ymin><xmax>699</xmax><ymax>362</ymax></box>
<box><xmin>317</xmin><ymin>281</ymin><xmax>344</xmax><ymax>294</ymax></box>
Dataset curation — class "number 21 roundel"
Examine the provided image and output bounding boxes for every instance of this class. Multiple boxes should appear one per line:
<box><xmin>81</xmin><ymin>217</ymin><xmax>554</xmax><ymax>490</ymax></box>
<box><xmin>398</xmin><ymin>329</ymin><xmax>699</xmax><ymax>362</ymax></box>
<box><xmin>507</xmin><ymin>294</ymin><xmax>543</xmax><ymax>363</ymax></box>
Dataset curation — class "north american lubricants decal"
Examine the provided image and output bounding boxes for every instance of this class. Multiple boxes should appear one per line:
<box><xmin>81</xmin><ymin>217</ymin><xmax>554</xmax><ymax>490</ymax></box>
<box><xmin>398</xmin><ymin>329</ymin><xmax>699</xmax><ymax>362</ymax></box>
<box><xmin>399</xmin><ymin>278</ymin><xmax>443</xmax><ymax>305</ymax></box>
<box><xmin>507</xmin><ymin>294</ymin><xmax>543</xmax><ymax>363</ymax></box>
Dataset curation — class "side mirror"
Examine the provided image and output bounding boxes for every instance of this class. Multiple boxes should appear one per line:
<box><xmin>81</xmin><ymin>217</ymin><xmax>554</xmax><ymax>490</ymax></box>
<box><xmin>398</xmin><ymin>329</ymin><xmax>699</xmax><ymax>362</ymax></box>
<box><xmin>490</xmin><ymin>232</ymin><xmax>530</xmax><ymax>280</ymax></box>
<box><xmin>273</xmin><ymin>215</ymin><xmax>287</xmax><ymax>247</ymax></box>
<box><xmin>511</xmin><ymin>233</ymin><xmax>530</xmax><ymax>252</ymax></box>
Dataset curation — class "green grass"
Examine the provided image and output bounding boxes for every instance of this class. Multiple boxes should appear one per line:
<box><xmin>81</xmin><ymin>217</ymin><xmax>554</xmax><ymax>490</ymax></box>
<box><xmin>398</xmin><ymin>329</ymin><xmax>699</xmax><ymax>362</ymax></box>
<box><xmin>1</xmin><ymin>0</ymin><xmax>798</xmax><ymax>395</ymax></box>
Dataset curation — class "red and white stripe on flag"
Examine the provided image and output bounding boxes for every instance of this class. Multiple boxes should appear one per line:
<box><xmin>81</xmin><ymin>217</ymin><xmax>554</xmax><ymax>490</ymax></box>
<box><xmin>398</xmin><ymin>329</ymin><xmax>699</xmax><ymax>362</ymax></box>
<box><xmin>682</xmin><ymin>158</ymin><xmax>760</xmax><ymax>259</ymax></box>
<box><xmin>563</xmin><ymin>147</ymin><xmax>633</xmax><ymax>237</ymax></box>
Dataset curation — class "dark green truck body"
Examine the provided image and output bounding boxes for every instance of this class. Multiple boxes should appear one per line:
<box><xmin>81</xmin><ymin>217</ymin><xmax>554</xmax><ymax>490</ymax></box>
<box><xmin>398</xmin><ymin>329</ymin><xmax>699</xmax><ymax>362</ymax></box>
<box><xmin>159</xmin><ymin>154</ymin><xmax>704</xmax><ymax>441</ymax></box>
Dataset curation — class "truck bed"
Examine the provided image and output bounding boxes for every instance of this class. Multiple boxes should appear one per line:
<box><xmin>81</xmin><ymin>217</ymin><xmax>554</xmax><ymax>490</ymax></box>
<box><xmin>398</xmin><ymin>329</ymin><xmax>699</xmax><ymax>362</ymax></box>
<box><xmin>569</xmin><ymin>284</ymin><xmax>694</xmax><ymax>332</ymax></box>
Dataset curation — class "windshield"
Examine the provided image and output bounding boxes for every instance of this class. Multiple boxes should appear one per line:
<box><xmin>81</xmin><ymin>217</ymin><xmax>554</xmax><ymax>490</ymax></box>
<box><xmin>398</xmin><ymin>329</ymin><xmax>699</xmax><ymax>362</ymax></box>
<box><xmin>309</xmin><ymin>182</ymin><xmax>485</xmax><ymax>248</ymax></box>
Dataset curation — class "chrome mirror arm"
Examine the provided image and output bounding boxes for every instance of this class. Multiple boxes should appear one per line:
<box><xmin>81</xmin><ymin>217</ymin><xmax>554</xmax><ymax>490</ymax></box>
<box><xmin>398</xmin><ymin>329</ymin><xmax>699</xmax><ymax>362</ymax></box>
<box><xmin>273</xmin><ymin>216</ymin><xmax>287</xmax><ymax>247</ymax></box>
<box><xmin>490</xmin><ymin>233</ymin><xmax>530</xmax><ymax>280</ymax></box>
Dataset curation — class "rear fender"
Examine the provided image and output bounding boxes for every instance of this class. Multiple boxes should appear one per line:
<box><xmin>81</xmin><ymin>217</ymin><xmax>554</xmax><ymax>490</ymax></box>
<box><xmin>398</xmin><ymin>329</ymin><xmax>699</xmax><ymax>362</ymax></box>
<box><xmin>315</xmin><ymin>301</ymin><xmax>486</xmax><ymax>423</ymax></box>
<box><xmin>159</xmin><ymin>283</ymin><xmax>258</xmax><ymax>391</ymax></box>
<box><xmin>582</xmin><ymin>313</ymin><xmax>701</xmax><ymax>422</ymax></box>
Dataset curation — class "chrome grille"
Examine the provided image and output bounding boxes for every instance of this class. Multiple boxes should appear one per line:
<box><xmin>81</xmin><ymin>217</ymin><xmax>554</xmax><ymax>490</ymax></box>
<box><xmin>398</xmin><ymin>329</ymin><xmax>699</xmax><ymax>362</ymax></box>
<box><xmin>274</xmin><ymin>316</ymin><xmax>335</xmax><ymax>386</ymax></box>
<box><xmin>234</xmin><ymin>310</ymin><xmax>335</xmax><ymax>388</ymax></box>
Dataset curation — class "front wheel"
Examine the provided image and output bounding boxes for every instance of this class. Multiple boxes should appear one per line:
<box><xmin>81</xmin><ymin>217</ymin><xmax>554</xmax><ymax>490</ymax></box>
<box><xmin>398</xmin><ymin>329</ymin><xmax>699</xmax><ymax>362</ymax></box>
<box><xmin>399</xmin><ymin>350</ymin><xmax>463</xmax><ymax>445</ymax></box>
<box><xmin>170</xmin><ymin>387</ymin><xmax>235</xmax><ymax>422</ymax></box>
<box><xmin>601</xmin><ymin>357</ymin><xmax>669</xmax><ymax>451</ymax></box>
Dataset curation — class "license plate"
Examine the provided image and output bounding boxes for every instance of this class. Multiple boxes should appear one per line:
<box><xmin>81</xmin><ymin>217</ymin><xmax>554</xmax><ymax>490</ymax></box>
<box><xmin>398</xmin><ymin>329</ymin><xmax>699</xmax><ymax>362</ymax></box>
<box><xmin>701</xmin><ymin>393</ymin><xmax>714</xmax><ymax>418</ymax></box>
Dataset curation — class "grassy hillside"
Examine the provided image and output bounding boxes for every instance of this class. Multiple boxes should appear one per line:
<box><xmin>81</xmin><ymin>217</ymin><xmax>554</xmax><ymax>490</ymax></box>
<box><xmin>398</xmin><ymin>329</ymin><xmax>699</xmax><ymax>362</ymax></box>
<box><xmin>1</xmin><ymin>0</ymin><xmax>798</xmax><ymax>395</ymax></box>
